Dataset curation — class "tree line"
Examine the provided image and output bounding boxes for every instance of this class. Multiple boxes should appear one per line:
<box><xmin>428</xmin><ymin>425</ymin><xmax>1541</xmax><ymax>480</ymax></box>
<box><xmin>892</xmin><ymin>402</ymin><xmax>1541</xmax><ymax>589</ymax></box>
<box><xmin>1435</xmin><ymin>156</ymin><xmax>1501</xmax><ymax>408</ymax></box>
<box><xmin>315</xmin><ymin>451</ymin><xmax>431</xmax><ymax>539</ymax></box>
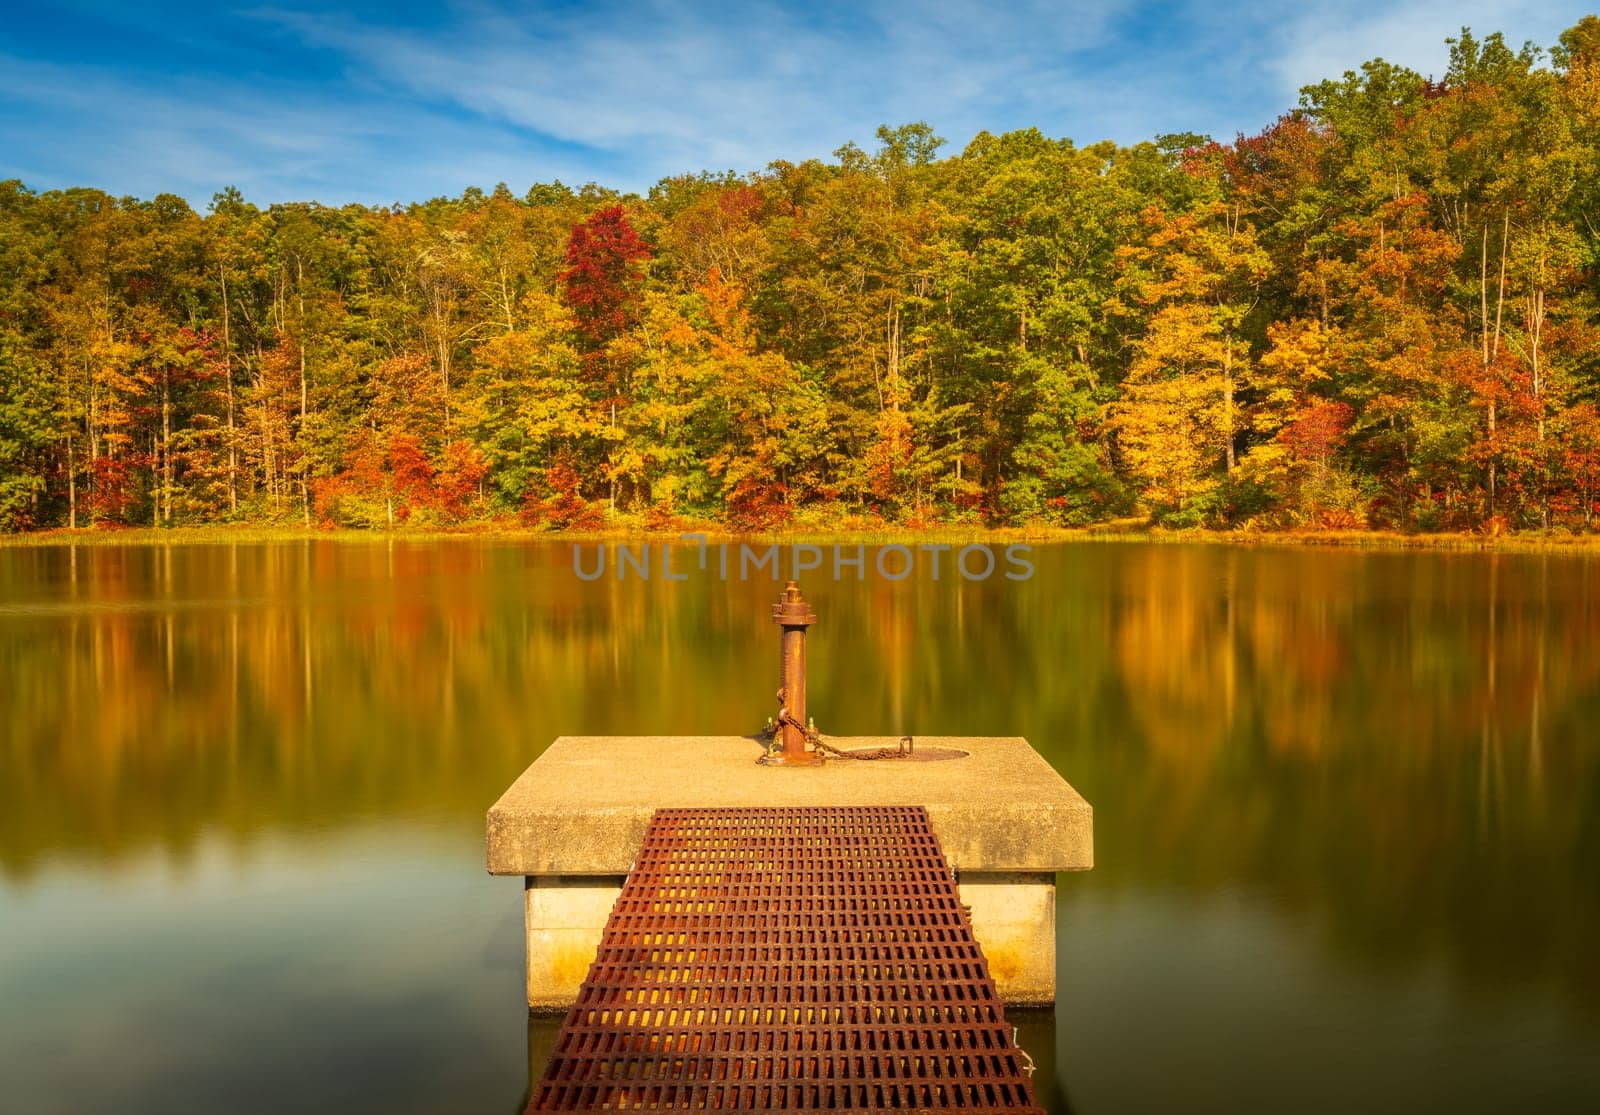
<box><xmin>5</xmin><ymin>21</ymin><xmax>1600</xmax><ymax>534</ymax></box>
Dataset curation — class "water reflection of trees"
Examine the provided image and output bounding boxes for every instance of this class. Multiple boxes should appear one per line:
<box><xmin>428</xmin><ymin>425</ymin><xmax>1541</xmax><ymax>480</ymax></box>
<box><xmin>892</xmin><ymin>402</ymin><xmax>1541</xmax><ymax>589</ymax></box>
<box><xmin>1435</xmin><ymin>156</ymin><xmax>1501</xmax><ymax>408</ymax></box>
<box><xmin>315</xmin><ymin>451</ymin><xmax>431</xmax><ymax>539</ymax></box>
<box><xmin>1034</xmin><ymin>546</ymin><xmax>1600</xmax><ymax>1023</ymax></box>
<box><xmin>0</xmin><ymin>543</ymin><xmax>789</xmax><ymax>873</ymax></box>
<box><xmin>2</xmin><ymin>541</ymin><xmax>1597</xmax><ymax>1018</ymax></box>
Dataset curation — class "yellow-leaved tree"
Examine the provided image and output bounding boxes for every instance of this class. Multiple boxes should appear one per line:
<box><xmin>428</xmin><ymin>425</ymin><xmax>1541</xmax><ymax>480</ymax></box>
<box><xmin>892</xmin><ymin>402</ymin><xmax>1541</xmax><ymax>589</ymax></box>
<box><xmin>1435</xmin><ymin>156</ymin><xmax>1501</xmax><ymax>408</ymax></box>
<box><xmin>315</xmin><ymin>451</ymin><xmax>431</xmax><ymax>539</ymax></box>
<box><xmin>1112</xmin><ymin>203</ymin><xmax>1268</xmax><ymax>524</ymax></box>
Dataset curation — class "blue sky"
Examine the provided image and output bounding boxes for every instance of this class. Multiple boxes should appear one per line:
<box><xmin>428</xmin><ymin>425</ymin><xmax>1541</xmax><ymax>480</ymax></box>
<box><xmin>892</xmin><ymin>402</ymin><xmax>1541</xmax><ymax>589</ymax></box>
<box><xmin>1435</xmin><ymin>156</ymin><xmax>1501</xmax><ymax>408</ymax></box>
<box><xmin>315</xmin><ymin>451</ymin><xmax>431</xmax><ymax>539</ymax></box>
<box><xmin>0</xmin><ymin>0</ymin><xmax>1591</xmax><ymax>206</ymax></box>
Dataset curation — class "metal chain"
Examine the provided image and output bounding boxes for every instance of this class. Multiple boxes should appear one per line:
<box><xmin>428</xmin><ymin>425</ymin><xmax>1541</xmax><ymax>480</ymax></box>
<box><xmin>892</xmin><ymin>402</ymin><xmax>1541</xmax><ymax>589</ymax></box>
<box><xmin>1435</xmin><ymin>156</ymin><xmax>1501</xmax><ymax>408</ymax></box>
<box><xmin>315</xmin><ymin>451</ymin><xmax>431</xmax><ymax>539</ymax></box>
<box><xmin>765</xmin><ymin>713</ymin><xmax>914</xmax><ymax>761</ymax></box>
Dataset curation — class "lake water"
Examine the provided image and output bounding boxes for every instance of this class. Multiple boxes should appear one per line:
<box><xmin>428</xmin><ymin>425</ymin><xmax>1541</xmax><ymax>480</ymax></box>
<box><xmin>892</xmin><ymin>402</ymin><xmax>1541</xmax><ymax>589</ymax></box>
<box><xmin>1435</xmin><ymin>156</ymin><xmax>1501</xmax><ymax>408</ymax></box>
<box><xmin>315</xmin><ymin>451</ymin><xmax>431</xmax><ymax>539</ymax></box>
<box><xmin>2</xmin><ymin>540</ymin><xmax>1598</xmax><ymax>1113</ymax></box>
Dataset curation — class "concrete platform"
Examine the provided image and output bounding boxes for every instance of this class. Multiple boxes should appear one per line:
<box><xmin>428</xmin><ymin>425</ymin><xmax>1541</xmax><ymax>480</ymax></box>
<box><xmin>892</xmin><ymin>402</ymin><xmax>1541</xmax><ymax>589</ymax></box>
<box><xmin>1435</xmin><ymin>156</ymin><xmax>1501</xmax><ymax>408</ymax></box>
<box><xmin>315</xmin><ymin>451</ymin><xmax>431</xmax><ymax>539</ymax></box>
<box><xmin>487</xmin><ymin>735</ymin><xmax>1092</xmax><ymax>1009</ymax></box>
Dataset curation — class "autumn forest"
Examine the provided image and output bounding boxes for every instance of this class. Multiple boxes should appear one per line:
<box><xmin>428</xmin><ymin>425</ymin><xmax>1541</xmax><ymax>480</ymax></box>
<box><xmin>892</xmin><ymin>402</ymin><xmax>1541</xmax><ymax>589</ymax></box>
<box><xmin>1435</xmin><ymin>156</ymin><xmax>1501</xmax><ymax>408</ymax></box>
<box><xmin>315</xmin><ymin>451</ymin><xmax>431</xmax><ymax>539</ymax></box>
<box><xmin>5</xmin><ymin>22</ymin><xmax>1600</xmax><ymax>535</ymax></box>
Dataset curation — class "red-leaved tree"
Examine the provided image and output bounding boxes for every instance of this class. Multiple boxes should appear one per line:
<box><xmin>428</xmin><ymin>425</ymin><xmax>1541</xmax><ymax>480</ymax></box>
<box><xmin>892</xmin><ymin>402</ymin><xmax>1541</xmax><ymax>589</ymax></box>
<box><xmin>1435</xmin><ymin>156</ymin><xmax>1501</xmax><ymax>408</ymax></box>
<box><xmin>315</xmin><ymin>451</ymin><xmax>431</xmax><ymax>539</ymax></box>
<box><xmin>559</xmin><ymin>205</ymin><xmax>652</xmax><ymax>347</ymax></box>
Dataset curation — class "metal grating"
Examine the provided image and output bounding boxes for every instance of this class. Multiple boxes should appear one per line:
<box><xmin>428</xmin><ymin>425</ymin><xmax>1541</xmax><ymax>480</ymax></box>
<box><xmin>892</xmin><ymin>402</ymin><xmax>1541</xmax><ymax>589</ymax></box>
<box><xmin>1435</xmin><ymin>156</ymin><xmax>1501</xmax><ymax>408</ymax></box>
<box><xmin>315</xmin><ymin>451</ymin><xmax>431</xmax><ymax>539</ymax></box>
<box><xmin>527</xmin><ymin>806</ymin><xmax>1044</xmax><ymax>1113</ymax></box>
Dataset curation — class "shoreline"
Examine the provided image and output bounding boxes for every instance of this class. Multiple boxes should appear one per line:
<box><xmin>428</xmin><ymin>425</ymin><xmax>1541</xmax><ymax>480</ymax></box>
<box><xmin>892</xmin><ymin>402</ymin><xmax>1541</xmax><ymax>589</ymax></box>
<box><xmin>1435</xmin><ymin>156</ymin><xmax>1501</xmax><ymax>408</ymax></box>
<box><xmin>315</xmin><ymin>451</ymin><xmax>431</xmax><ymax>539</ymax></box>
<box><xmin>4</xmin><ymin>523</ymin><xmax>1600</xmax><ymax>554</ymax></box>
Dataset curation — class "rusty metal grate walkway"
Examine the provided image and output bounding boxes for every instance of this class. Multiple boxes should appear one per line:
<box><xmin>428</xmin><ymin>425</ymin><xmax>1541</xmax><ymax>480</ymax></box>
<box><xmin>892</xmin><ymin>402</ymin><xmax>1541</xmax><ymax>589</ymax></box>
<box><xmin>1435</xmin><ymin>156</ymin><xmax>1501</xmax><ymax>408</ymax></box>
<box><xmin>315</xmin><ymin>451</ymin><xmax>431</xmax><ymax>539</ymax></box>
<box><xmin>527</xmin><ymin>805</ymin><xmax>1044</xmax><ymax>1113</ymax></box>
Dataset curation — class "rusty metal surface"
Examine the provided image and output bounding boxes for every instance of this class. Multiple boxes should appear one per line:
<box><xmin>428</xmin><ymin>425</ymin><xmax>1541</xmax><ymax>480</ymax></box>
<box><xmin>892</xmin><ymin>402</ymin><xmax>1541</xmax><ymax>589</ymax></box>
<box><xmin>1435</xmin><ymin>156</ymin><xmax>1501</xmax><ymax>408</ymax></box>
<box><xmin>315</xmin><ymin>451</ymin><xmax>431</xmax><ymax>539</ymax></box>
<box><xmin>527</xmin><ymin>806</ymin><xmax>1044</xmax><ymax>1113</ymax></box>
<box><xmin>762</xmin><ymin>582</ymin><xmax>825</xmax><ymax>767</ymax></box>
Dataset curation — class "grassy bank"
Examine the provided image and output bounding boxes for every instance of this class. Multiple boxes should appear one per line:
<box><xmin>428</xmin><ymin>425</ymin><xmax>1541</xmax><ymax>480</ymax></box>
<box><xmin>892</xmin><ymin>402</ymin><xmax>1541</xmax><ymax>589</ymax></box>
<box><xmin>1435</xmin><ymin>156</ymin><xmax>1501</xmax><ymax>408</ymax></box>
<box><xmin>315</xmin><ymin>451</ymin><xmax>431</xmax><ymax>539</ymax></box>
<box><xmin>5</xmin><ymin>522</ymin><xmax>1600</xmax><ymax>554</ymax></box>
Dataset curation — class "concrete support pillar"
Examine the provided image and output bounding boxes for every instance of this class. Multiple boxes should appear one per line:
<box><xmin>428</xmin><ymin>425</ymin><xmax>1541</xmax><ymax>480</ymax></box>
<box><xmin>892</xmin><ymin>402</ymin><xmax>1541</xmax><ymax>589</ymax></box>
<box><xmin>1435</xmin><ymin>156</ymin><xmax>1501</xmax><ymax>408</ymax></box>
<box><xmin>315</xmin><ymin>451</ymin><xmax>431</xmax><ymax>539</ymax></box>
<box><xmin>524</xmin><ymin>875</ymin><xmax>623</xmax><ymax>1012</ymax></box>
<box><xmin>957</xmin><ymin>871</ymin><xmax>1057</xmax><ymax>1005</ymax></box>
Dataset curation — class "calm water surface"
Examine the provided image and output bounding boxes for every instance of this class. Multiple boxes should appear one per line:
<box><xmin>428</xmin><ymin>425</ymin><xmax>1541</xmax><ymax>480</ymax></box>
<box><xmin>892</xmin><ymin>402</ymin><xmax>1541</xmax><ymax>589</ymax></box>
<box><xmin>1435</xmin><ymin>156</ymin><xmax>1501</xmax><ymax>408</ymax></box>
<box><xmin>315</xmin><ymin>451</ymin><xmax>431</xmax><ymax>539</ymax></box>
<box><xmin>2</xmin><ymin>541</ymin><xmax>1599</xmax><ymax>1113</ymax></box>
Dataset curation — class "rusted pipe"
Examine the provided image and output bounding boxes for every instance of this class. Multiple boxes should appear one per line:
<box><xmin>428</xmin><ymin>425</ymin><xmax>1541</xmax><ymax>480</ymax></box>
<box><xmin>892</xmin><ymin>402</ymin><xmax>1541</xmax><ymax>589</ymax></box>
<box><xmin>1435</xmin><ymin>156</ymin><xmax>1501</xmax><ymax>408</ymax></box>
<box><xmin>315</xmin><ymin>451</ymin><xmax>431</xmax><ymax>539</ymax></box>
<box><xmin>761</xmin><ymin>580</ymin><xmax>824</xmax><ymax>767</ymax></box>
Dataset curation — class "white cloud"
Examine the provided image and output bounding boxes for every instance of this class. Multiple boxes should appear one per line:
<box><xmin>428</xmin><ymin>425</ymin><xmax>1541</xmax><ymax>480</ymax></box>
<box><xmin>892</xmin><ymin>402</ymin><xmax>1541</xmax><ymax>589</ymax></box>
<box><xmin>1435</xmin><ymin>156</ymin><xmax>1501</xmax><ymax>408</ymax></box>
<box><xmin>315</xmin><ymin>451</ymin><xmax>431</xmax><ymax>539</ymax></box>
<box><xmin>252</xmin><ymin>0</ymin><xmax>1143</xmax><ymax>178</ymax></box>
<box><xmin>0</xmin><ymin>51</ymin><xmax>611</xmax><ymax>205</ymax></box>
<box><xmin>1265</xmin><ymin>0</ymin><xmax>1586</xmax><ymax>100</ymax></box>
<box><xmin>2</xmin><ymin>0</ymin><xmax>1591</xmax><ymax>204</ymax></box>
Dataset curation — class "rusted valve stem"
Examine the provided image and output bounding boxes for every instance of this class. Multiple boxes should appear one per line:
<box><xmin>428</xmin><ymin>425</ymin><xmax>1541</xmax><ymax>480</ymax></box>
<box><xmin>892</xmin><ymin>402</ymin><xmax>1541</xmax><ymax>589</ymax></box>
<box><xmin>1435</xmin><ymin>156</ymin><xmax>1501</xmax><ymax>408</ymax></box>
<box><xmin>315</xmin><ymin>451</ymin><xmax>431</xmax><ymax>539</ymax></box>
<box><xmin>762</xmin><ymin>581</ymin><xmax>824</xmax><ymax>767</ymax></box>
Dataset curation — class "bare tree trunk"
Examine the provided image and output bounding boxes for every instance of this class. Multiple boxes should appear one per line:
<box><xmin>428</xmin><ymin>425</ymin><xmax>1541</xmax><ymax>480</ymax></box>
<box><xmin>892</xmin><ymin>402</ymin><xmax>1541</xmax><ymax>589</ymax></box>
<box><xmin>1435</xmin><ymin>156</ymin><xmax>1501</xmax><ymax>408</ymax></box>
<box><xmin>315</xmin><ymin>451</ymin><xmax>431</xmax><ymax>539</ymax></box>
<box><xmin>1530</xmin><ymin>233</ymin><xmax>1547</xmax><ymax>527</ymax></box>
<box><xmin>255</xmin><ymin>350</ymin><xmax>278</xmax><ymax>510</ymax></box>
<box><xmin>888</xmin><ymin>305</ymin><xmax>901</xmax><ymax>403</ymax></box>
<box><xmin>89</xmin><ymin>302</ymin><xmax>111</xmax><ymax>512</ymax></box>
<box><xmin>220</xmin><ymin>264</ymin><xmax>238</xmax><ymax>512</ymax></box>
<box><xmin>1480</xmin><ymin>216</ymin><xmax>1509</xmax><ymax>520</ymax></box>
<box><xmin>66</xmin><ymin>433</ymin><xmax>77</xmax><ymax>530</ymax></box>
<box><xmin>161</xmin><ymin>362</ymin><xmax>172</xmax><ymax>525</ymax></box>
<box><xmin>1223</xmin><ymin>336</ymin><xmax>1236</xmax><ymax>476</ymax></box>
<box><xmin>1493</xmin><ymin>212</ymin><xmax>1508</xmax><ymax>356</ymax></box>
<box><xmin>438</xmin><ymin>322</ymin><xmax>452</xmax><ymax>431</ymax></box>
<box><xmin>297</xmin><ymin>257</ymin><xmax>308</xmax><ymax>420</ymax></box>
<box><xmin>296</xmin><ymin>259</ymin><xmax>312</xmax><ymax>523</ymax></box>
<box><xmin>1480</xmin><ymin>224</ymin><xmax>1492</xmax><ymax>519</ymax></box>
